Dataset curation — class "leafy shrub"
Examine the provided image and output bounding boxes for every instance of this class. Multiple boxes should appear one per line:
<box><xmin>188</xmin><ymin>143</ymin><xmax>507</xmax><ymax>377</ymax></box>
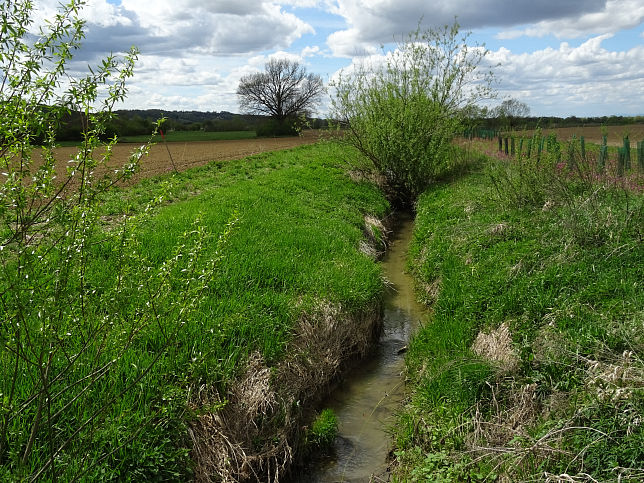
<box><xmin>0</xmin><ymin>2</ymin><xmax>233</xmax><ymax>479</ymax></box>
<box><xmin>256</xmin><ymin>118</ymin><xmax>298</xmax><ymax>137</ymax></box>
<box><xmin>331</xmin><ymin>22</ymin><xmax>494</xmax><ymax>204</ymax></box>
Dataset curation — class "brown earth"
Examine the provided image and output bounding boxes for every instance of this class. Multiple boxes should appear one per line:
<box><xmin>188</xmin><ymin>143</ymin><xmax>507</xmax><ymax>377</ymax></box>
<box><xmin>47</xmin><ymin>130</ymin><xmax>321</xmax><ymax>186</ymax></box>
<box><xmin>515</xmin><ymin>124</ymin><xmax>644</xmax><ymax>146</ymax></box>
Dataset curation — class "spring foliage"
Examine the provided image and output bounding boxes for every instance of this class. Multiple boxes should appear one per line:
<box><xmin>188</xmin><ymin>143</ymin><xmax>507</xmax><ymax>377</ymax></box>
<box><xmin>0</xmin><ymin>1</ymin><xmax>230</xmax><ymax>479</ymax></box>
<box><xmin>331</xmin><ymin>22</ymin><xmax>494</xmax><ymax>203</ymax></box>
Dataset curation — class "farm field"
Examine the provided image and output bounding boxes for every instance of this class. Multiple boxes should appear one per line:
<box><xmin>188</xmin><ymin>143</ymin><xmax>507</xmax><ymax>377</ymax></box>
<box><xmin>511</xmin><ymin>123</ymin><xmax>644</xmax><ymax>146</ymax></box>
<box><xmin>47</xmin><ymin>130</ymin><xmax>320</xmax><ymax>185</ymax></box>
<box><xmin>120</xmin><ymin>129</ymin><xmax>257</xmax><ymax>143</ymax></box>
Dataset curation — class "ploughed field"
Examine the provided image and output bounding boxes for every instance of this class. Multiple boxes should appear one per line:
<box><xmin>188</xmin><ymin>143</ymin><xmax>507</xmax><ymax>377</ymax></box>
<box><xmin>47</xmin><ymin>131</ymin><xmax>319</xmax><ymax>185</ymax></box>
<box><xmin>519</xmin><ymin>123</ymin><xmax>644</xmax><ymax>146</ymax></box>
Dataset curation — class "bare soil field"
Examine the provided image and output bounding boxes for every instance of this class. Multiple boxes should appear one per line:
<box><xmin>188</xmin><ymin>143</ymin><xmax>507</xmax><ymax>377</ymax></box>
<box><xmin>519</xmin><ymin>124</ymin><xmax>644</xmax><ymax>146</ymax></box>
<box><xmin>47</xmin><ymin>130</ymin><xmax>321</xmax><ymax>186</ymax></box>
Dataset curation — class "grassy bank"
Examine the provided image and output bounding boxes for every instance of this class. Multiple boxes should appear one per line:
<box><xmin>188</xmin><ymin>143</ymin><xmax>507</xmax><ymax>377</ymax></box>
<box><xmin>393</xmin><ymin>154</ymin><xmax>643</xmax><ymax>480</ymax></box>
<box><xmin>1</xmin><ymin>142</ymin><xmax>389</xmax><ymax>480</ymax></box>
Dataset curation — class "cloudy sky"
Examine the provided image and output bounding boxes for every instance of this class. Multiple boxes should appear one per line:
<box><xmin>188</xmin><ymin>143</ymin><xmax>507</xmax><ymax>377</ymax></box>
<box><xmin>33</xmin><ymin>0</ymin><xmax>644</xmax><ymax>117</ymax></box>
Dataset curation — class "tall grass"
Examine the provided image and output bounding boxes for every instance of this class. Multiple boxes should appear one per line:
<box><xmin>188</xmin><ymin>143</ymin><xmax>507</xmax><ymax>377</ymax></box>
<box><xmin>1</xmin><ymin>142</ymin><xmax>389</xmax><ymax>480</ymax></box>
<box><xmin>394</xmin><ymin>149</ymin><xmax>643</xmax><ymax>480</ymax></box>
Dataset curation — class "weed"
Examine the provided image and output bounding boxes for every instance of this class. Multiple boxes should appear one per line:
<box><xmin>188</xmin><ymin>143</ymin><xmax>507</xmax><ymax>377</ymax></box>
<box><xmin>307</xmin><ymin>409</ymin><xmax>338</xmax><ymax>448</ymax></box>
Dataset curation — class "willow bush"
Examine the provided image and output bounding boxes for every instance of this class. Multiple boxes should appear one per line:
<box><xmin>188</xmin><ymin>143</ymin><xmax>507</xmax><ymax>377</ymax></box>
<box><xmin>331</xmin><ymin>22</ymin><xmax>495</xmax><ymax>204</ymax></box>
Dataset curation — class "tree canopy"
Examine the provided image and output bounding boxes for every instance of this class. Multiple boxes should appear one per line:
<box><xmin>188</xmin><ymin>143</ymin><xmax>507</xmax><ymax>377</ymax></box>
<box><xmin>237</xmin><ymin>58</ymin><xmax>324</xmax><ymax>123</ymax></box>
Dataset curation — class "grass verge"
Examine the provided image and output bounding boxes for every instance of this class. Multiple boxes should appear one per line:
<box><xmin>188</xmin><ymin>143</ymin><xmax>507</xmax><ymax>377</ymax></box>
<box><xmin>393</xmin><ymin>153</ymin><xmax>643</xmax><ymax>481</ymax></box>
<box><xmin>1</xmin><ymin>142</ymin><xmax>389</xmax><ymax>481</ymax></box>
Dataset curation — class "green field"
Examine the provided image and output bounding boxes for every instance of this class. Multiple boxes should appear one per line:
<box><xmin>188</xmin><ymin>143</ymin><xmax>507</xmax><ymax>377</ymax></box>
<box><xmin>393</xmin><ymin>154</ymin><xmax>643</xmax><ymax>480</ymax></box>
<box><xmin>1</xmin><ymin>142</ymin><xmax>389</xmax><ymax>480</ymax></box>
<box><xmin>53</xmin><ymin>130</ymin><xmax>257</xmax><ymax>147</ymax></box>
<box><xmin>121</xmin><ymin>130</ymin><xmax>257</xmax><ymax>143</ymax></box>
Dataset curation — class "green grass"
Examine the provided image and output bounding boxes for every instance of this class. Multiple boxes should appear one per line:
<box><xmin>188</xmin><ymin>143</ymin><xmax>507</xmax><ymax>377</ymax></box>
<box><xmin>393</xmin><ymin>156</ymin><xmax>643</xmax><ymax>481</ymax></box>
<box><xmin>121</xmin><ymin>130</ymin><xmax>257</xmax><ymax>143</ymax></box>
<box><xmin>0</xmin><ymin>142</ymin><xmax>389</xmax><ymax>480</ymax></box>
<box><xmin>307</xmin><ymin>408</ymin><xmax>338</xmax><ymax>449</ymax></box>
<box><xmin>54</xmin><ymin>130</ymin><xmax>257</xmax><ymax>146</ymax></box>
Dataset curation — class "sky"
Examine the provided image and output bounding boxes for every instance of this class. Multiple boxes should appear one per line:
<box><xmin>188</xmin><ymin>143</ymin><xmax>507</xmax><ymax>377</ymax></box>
<box><xmin>30</xmin><ymin>0</ymin><xmax>644</xmax><ymax>117</ymax></box>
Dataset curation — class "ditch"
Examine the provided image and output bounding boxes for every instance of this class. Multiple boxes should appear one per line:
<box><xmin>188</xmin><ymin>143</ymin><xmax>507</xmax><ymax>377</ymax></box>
<box><xmin>302</xmin><ymin>214</ymin><xmax>429</xmax><ymax>482</ymax></box>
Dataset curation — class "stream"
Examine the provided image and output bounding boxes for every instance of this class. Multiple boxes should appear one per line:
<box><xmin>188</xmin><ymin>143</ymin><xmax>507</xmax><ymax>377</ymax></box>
<box><xmin>304</xmin><ymin>215</ymin><xmax>429</xmax><ymax>482</ymax></box>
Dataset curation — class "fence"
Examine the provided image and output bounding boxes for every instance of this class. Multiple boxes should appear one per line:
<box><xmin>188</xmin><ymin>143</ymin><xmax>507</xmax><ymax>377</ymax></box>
<box><xmin>483</xmin><ymin>131</ymin><xmax>644</xmax><ymax>176</ymax></box>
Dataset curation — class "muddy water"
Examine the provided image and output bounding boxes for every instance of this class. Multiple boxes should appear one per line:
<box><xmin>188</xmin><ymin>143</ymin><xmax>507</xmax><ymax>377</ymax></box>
<box><xmin>306</xmin><ymin>214</ymin><xmax>428</xmax><ymax>482</ymax></box>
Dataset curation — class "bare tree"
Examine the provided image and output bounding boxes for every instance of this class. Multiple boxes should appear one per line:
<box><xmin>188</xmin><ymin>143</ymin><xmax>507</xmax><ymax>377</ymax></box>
<box><xmin>237</xmin><ymin>59</ymin><xmax>324</xmax><ymax>123</ymax></box>
<box><xmin>495</xmin><ymin>98</ymin><xmax>530</xmax><ymax>118</ymax></box>
<box><xmin>495</xmin><ymin>98</ymin><xmax>530</xmax><ymax>130</ymax></box>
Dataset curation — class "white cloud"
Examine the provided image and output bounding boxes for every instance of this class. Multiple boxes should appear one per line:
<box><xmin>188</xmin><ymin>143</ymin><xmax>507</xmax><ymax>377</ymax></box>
<box><xmin>117</xmin><ymin>0</ymin><xmax>314</xmax><ymax>55</ymax></box>
<box><xmin>32</xmin><ymin>1</ymin><xmax>315</xmax><ymax>58</ymax></box>
<box><xmin>301</xmin><ymin>45</ymin><xmax>321</xmax><ymax>58</ymax></box>
<box><xmin>24</xmin><ymin>1</ymin><xmax>644</xmax><ymax>116</ymax></box>
<box><xmin>489</xmin><ymin>35</ymin><xmax>644</xmax><ymax>115</ymax></box>
<box><xmin>326</xmin><ymin>0</ymin><xmax>608</xmax><ymax>56</ymax></box>
<box><xmin>497</xmin><ymin>0</ymin><xmax>644</xmax><ymax>39</ymax></box>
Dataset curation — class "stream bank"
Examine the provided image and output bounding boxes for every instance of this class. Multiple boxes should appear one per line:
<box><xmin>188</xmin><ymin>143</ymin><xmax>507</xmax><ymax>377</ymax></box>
<box><xmin>296</xmin><ymin>213</ymin><xmax>429</xmax><ymax>482</ymax></box>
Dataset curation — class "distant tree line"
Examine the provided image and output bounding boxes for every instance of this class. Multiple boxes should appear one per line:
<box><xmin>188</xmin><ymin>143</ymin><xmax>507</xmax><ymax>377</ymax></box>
<box><xmin>53</xmin><ymin>108</ymin><xmax>328</xmax><ymax>141</ymax></box>
<box><xmin>51</xmin><ymin>105</ymin><xmax>643</xmax><ymax>143</ymax></box>
<box><xmin>475</xmin><ymin>111</ymin><xmax>644</xmax><ymax>133</ymax></box>
<box><xmin>459</xmin><ymin>99</ymin><xmax>644</xmax><ymax>134</ymax></box>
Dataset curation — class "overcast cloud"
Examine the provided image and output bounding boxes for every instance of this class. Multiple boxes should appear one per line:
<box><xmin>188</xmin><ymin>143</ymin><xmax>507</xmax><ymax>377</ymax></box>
<box><xmin>28</xmin><ymin>0</ymin><xmax>644</xmax><ymax>116</ymax></box>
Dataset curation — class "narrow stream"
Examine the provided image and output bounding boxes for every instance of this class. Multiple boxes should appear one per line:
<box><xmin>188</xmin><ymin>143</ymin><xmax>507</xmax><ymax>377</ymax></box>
<box><xmin>305</xmin><ymin>214</ymin><xmax>429</xmax><ymax>482</ymax></box>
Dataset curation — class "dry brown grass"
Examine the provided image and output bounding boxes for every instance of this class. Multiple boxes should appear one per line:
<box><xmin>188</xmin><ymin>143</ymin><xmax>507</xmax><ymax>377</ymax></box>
<box><xmin>188</xmin><ymin>273</ymin><xmax>385</xmax><ymax>480</ymax></box>
<box><xmin>360</xmin><ymin>215</ymin><xmax>389</xmax><ymax>259</ymax></box>
<box><xmin>464</xmin><ymin>323</ymin><xmax>644</xmax><ymax>481</ymax></box>
<box><xmin>471</xmin><ymin>322</ymin><xmax>519</xmax><ymax>374</ymax></box>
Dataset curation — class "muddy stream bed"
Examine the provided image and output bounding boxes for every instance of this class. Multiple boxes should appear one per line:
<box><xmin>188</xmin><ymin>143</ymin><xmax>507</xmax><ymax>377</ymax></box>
<box><xmin>299</xmin><ymin>214</ymin><xmax>428</xmax><ymax>482</ymax></box>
